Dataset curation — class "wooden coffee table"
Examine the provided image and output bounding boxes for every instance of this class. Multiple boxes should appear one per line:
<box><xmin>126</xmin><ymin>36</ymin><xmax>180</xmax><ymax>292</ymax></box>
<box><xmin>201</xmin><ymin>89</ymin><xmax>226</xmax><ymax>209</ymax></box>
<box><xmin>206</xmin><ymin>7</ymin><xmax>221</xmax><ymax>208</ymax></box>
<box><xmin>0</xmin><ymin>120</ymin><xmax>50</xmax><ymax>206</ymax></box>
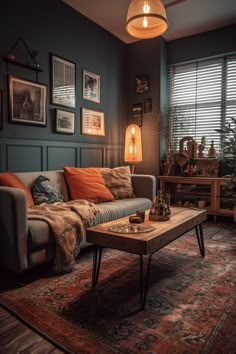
<box><xmin>86</xmin><ymin>207</ymin><xmax>207</xmax><ymax>309</ymax></box>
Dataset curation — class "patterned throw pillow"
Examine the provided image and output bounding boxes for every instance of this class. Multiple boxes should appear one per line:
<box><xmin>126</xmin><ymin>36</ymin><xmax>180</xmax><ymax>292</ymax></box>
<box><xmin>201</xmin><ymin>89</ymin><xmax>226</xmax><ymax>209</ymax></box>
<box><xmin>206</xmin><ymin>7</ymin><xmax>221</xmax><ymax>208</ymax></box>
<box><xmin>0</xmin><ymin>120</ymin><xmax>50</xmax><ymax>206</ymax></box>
<box><xmin>100</xmin><ymin>166</ymin><xmax>135</xmax><ymax>199</ymax></box>
<box><xmin>32</xmin><ymin>175</ymin><xmax>64</xmax><ymax>205</ymax></box>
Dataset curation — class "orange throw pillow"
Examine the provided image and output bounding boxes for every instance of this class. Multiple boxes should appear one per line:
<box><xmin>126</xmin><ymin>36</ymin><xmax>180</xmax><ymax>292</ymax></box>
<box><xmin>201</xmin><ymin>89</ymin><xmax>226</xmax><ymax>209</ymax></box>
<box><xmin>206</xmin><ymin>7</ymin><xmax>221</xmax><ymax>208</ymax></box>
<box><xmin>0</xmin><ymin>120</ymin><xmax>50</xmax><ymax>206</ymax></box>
<box><xmin>64</xmin><ymin>167</ymin><xmax>115</xmax><ymax>204</ymax></box>
<box><xmin>0</xmin><ymin>172</ymin><xmax>34</xmax><ymax>208</ymax></box>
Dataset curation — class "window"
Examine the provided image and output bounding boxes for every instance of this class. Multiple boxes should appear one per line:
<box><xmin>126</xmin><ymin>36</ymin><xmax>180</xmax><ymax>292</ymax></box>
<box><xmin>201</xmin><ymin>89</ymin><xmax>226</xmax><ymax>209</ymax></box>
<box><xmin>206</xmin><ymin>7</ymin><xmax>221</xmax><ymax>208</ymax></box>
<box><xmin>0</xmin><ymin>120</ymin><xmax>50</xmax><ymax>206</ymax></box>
<box><xmin>168</xmin><ymin>55</ymin><xmax>236</xmax><ymax>155</ymax></box>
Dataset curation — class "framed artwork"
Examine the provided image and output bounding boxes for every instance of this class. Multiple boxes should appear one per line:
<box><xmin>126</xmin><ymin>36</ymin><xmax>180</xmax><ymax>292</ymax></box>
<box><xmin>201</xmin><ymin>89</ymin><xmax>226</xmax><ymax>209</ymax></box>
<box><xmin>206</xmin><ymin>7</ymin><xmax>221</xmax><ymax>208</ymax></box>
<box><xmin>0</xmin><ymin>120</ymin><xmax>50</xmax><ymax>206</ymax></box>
<box><xmin>144</xmin><ymin>98</ymin><xmax>152</xmax><ymax>113</ymax></box>
<box><xmin>55</xmin><ymin>109</ymin><xmax>75</xmax><ymax>134</ymax></box>
<box><xmin>81</xmin><ymin>108</ymin><xmax>105</xmax><ymax>136</ymax></box>
<box><xmin>132</xmin><ymin>103</ymin><xmax>143</xmax><ymax>127</ymax></box>
<box><xmin>135</xmin><ymin>75</ymin><xmax>149</xmax><ymax>94</ymax></box>
<box><xmin>51</xmin><ymin>54</ymin><xmax>76</xmax><ymax>108</ymax></box>
<box><xmin>0</xmin><ymin>90</ymin><xmax>2</xmax><ymax>130</ymax></box>
<box><xmin>8</xmin><ymin>75</ymin><xmax>47</xmax><ymax>126</ymax></box>
<box><xmin>83</xmin><ymin>70</ymin><xmax>100</xmax><ymax>103</ymax></box>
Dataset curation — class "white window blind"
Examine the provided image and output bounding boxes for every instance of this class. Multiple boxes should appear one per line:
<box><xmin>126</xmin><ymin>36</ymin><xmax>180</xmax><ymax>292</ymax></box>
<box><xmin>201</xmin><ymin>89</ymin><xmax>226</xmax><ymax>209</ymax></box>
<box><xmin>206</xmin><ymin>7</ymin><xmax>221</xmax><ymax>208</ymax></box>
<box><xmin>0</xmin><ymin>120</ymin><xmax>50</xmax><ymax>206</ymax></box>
<box><xmin>168</xmin><ymin>55</ymin><xmax>236</xmax><ymax>155</ymax></box>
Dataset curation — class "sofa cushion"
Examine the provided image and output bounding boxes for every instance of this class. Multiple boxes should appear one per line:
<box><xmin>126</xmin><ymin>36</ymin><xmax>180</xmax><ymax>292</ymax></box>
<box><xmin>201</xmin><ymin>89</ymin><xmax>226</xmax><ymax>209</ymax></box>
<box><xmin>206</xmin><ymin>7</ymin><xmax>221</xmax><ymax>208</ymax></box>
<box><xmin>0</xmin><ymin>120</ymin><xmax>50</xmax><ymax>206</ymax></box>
<box><xmin>0</xmin><ymin>171</ymin><xmax>34</xmax><ymax>207</ymax></box>
<box><xmin>93</xmin><ymin>198</ymin><xmax>152</xmax><ymax>225</ymax></box>
<box><xmin>32</xmin><ymin>175</ymin><xmax>64</xmax><ymax>205</ymax></box>
<box><xmin>28</xmin><ymin>219</ymin><xmax>55</xmax><ymax>248</ymax></box>
<box><xmin>63</xmin><ymin>167</ymin><xmax>115</xmax><ymax>204</ymax></box>
<box><xmin>100</xmin><ymin>166</ymin><xmax>135</xmax><ymax>199</ymax></box>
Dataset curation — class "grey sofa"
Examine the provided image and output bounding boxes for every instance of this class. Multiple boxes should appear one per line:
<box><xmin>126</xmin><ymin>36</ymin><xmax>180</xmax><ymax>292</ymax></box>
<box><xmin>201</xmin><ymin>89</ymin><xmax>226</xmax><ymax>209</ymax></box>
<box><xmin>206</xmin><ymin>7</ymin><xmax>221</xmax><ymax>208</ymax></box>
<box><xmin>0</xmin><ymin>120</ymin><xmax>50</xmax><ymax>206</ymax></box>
<box><xmin>0</xmin><ymin>170</ymin><xmax>156</xmax><ymax>273</ymax></box>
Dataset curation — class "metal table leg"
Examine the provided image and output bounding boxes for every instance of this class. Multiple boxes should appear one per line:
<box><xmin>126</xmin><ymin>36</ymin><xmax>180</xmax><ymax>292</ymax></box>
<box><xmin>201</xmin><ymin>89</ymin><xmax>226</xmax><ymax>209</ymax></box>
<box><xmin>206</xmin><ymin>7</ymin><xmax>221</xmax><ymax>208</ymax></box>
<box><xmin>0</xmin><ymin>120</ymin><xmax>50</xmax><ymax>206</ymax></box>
<box><xmin>140</xmin><ymin>254</ymin><xmax>152</xmax><ymax>310</ymax></box>
<box><xmin>92</xmin><ymin>246</ymin><xmax>103</xmax><ymax>287</ymax></box>
<box><xmin>195</xmin><ymin>223</ymin><xmax>205</xmax><ymax>257</ymax></box>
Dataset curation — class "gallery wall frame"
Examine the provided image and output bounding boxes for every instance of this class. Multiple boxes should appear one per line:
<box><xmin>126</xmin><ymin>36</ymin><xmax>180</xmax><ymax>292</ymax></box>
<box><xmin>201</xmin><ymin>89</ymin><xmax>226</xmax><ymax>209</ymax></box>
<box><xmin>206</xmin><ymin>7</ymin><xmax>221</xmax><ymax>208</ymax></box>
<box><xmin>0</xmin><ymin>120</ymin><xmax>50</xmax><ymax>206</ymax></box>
<box><xmin>132</xmin><ymin>103</ymin><xmax>143</xmax><ymax>127</ymax></box>
<box><xmin>55</xmin><ymin>109</ymin><xmax>75</xmax><ymax>135</ymax></box>
<box><xmin>135</xmin><ymin>75</ymin><xmax>149</xmax><ymax>94</ymax></box>
<box><xmin>51</xmin><ymin>54</ymin><xmax>76</xmax><ymax>109</ymax></box>
<box><xmin>81</xmin><ymin>107</ymin><xmax>105</xmax><ymax>136</ymax></box>
<box><xmin>8</xmin><ymin>75</ymin><xmax>47</xmax><ymax>126</ymax></box>
<box><xmin>83</xmin><ymin>70</ymin><xmax>100</xmax><ymax>103</ymax></box>
<box><xmin>144</xmin><ymin>98</ymin><xmax>152</xmax><ymax>113</ymax></box>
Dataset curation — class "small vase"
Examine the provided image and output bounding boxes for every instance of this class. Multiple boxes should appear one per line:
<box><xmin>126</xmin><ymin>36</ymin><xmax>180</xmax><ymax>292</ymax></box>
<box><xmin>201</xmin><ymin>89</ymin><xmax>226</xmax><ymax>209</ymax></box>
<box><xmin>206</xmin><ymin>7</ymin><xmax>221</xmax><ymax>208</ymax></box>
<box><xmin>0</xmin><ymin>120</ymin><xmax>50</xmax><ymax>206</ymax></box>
<box><xmin>208</xmin><ymin>140</ymin><xmax>216</xmax><ymax>158</ymax></box>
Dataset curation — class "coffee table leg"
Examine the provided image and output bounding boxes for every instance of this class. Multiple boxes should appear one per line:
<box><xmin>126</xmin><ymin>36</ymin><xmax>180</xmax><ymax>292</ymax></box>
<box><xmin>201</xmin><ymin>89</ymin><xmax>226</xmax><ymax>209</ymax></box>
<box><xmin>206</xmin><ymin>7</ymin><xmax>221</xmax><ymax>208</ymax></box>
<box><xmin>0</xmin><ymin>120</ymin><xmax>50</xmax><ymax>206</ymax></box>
<box><xmin>195</xmin><ymin>223</ymin><xmax>205</xmax><ymax>257</ymax></box>
<box><xmin>92</xmin><ymin>246</ymin><xmax>103</xmax><ymax>287</ymax></box>
<box><xmin>140</xmin><ymin>254</ymin><xmax>152</xmax><ymax>310</ymax></box>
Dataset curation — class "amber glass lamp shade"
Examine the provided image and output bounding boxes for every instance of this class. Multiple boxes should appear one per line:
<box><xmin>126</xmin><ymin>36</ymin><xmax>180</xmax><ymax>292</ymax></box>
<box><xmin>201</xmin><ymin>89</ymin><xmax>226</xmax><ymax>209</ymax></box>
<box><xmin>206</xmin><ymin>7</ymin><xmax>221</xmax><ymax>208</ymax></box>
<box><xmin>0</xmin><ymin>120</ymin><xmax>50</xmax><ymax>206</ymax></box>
<box><xmin>126</xmin><ymin>0</ymin><xmax>168</xmax><ymax>39</ymax></box>
<box><xmin>124</xmin><ymin>124</ymin><xmax>142</xmax><ymax>173</ymax></box>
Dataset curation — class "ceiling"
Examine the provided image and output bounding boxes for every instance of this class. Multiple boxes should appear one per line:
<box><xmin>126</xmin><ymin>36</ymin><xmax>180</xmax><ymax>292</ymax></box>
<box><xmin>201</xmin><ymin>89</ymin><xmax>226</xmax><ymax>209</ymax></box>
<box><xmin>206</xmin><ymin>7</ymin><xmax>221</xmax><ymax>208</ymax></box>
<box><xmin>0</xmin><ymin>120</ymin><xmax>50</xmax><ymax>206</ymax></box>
<box><xmin>63</xmin><ymin>0</ymin><xmax>236</xmax><ymax>43</ymax></box>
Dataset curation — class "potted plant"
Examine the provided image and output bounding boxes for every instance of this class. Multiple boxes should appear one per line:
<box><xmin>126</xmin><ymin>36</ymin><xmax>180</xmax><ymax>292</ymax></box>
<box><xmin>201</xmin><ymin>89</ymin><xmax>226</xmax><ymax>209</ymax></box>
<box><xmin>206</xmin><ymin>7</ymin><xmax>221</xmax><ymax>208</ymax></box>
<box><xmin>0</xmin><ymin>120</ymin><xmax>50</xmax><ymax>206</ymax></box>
<box><xmin>216</xmin><ymin>117</ymin><xmax>236</xmax><ymax>220</ymax></box>
<box><xmin>155</xmin><ymin>106</ymin><xmax>187</xmax><ymax>176</ymax></box>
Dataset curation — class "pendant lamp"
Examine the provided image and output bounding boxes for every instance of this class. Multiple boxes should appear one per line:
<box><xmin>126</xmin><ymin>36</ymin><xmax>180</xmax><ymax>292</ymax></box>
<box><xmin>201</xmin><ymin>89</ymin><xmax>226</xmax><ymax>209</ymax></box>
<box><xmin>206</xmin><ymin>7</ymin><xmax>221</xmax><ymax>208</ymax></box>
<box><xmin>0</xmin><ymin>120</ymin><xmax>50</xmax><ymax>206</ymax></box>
<box><xmin>124</xmin><ymin>124</ymin><xmax>142</xmax><ymax>174</ymax></box>
<box><xmin>126</xmin><ymin>0</ymin><xmax>168</xmax><ymax>39</ymax></box>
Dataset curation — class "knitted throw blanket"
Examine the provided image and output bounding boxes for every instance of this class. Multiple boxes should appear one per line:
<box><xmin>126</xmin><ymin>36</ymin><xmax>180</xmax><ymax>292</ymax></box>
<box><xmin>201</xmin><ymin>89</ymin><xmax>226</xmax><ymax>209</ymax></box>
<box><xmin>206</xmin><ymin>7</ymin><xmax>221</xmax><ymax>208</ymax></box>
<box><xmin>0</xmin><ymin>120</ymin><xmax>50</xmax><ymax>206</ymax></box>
<box><xmin>27</xmin><ymin>200</ymin><xmax>97</xmax><ymax>273</ymax></box>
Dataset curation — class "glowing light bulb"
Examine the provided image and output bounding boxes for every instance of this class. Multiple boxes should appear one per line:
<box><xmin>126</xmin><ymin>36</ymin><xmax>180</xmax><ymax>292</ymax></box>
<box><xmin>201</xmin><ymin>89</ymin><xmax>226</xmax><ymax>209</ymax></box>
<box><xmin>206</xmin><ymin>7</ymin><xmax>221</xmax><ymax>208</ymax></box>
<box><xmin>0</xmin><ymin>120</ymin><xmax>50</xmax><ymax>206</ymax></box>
<box><xmin>129</xmin><ymin>144</ymin><xmax>134</xmax><ymax>154</ymax></box>
<box><xmin>143</xmin><ymin>16</ymin><xmax>148</xmax><ymax>28</ymax></box>
<box><xmin>131</xmin><ymin>127</ymin><xmax>135</xmax><ymax>135</ymax></box>
<box><xmin>143</xmin><ymin>2</ymin><xmax>150</xmax><ymax>13</ymax></box>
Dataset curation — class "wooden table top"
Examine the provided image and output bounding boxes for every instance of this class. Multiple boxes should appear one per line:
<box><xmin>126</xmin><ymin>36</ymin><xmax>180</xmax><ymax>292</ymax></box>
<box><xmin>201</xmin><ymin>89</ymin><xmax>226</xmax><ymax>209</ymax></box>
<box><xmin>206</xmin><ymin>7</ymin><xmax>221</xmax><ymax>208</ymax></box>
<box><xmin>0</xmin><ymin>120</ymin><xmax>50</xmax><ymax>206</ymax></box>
<box><xmin>86</xmin><ymin>207</ymin><xmax>207</xmax><ymax>255</ymax></box>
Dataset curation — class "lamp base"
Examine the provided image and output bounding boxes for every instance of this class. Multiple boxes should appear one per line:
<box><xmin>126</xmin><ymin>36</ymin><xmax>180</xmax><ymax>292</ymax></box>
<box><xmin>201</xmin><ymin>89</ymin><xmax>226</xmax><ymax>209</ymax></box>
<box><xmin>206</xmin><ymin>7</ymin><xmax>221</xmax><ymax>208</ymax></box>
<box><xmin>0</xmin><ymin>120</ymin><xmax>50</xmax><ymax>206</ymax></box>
<box><xmin>131</xmin><ymin>164</ymin><xmax>135</xmax><ymax>174</ymax></box>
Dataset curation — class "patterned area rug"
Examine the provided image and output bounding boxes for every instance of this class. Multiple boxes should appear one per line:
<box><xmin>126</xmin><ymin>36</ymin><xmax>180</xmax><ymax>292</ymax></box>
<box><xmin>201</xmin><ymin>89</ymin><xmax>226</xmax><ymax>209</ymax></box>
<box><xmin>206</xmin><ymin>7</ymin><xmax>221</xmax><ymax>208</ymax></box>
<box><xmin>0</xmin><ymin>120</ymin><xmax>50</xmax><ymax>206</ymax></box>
<box><xmin>1</xmin><ymin>232</ymin><xmax>236</xmax><ymax>354</ymax></box>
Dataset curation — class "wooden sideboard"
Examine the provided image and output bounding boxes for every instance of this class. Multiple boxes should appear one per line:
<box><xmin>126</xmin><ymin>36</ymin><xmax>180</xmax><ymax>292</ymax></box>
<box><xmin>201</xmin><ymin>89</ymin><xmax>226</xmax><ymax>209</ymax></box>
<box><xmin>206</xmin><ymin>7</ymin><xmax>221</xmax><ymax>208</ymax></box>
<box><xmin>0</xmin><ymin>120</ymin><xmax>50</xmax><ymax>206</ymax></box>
<box><xmin>158</xmin><ymin>176</ymin><xmax>234</xmax><ymax>221</ymax></box>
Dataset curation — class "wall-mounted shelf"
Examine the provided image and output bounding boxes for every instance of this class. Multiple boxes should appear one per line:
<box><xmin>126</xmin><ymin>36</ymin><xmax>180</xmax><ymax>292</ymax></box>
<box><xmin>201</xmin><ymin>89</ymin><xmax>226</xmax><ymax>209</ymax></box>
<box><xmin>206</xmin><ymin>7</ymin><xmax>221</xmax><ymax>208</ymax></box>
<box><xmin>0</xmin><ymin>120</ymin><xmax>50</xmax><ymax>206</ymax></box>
<box><xmin>4</xmin><ymin>57</ymin><xmax>43</xmax><ymax>73</ymax></box>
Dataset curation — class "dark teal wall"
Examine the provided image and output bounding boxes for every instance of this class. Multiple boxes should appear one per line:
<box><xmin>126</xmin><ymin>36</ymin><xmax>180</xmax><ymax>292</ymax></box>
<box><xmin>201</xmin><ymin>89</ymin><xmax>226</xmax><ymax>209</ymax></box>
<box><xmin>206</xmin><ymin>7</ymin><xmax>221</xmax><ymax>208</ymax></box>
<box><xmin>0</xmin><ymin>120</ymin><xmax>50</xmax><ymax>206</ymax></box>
<box><xmin>1</xmin><ymin>0</ymin><xmax>235</xmax><ymax>175</ymax></box>
<box><xmin>127</xmin><ymin>37</ymin><xmax>168</xmax><ymax>176</ymax></box>
<box><xmin>0</xmin><ymin>0</ymin><xmax>127</xmax><ymax>171</ymax></box>
<box><xmin>167</xmin><ymin>24</ymin><xmax>236</xmax><ymax>65</ymax></box>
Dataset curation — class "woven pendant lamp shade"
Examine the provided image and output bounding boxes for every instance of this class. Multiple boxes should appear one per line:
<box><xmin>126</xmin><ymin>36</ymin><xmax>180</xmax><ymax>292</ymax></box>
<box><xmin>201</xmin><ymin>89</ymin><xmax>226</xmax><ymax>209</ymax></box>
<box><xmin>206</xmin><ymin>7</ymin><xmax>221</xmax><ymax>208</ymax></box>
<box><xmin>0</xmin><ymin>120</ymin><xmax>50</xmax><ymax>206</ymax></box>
<box><xmin>126</xmin><ymin>0</ymin><xmax>168</xmax><ymax>39</ymax></box>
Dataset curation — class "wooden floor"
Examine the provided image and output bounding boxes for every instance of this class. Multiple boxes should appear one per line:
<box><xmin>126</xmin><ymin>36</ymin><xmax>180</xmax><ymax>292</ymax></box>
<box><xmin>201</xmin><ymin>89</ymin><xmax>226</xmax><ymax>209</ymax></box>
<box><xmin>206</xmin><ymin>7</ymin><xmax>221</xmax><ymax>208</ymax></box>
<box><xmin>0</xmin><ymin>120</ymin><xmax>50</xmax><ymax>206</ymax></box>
<box><xmin>0</xmin><ymin>307</ymin><xmax>64</xmax><ymax>353</ymax></box>
<box><xmin>0</xmin><ymin>217</ymin><xmax>235</xmax><ymax>354</ymax></box>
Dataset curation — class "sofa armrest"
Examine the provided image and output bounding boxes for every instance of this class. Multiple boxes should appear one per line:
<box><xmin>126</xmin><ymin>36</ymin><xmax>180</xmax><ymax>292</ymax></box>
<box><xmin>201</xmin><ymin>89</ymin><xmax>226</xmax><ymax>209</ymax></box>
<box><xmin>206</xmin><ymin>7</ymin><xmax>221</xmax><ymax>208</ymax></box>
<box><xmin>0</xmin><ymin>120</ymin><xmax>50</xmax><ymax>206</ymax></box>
<box><xmin>131</xmin><ymin>174</ymin><xmax>156</xmax><ymax>201</ymax></box>
<box><xmin>0</xmin><ymin>187</ymin><xmax>29</xmax><ymax>273</ymax></box>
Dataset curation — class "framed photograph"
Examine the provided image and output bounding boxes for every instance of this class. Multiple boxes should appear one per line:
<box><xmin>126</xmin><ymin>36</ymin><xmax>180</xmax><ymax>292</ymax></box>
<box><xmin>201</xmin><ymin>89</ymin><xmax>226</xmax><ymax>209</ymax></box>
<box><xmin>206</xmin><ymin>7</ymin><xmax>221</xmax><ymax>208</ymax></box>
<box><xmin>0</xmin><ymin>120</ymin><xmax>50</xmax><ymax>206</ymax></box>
<box><xmin>51</xmin><ymin>54</ymin><xmax>76</xmax><ymax>109</ymax></box>
<box><xmin>0</xmin><ymin>90</ymin><xmax>2</xmax><ymax>130</ymax></box>
<box><xmin>132</xmin><ymin>103</ymin><xmax>143</xmax><ymax>127</ymax></box>
<box><xmin>135</xmin><ymin>75</ymin><xmax>149</xmax><ymax>94</ymax></box>
<box><xmin>55</xmin><ymin>109</ymin><xmax>75</xmax><ymax>134</ymax></box>
<box><xmin>83</xmin><ymin>70</ymin><xmax>100</xmax><ymax>103</ymax></box>
<box><xmin>81</xmin><ymin>108</ymin><xmax>104</xmax><ymax>136</ymax></box>
<box><xmin>8</xmin><ymin>76</ymin><xmax>47</xmax><ymax>126</ymax></box>
<box><xmin>144</xmin><ymin>98</ymin><xmax>152</xmax><ymax>113</ymax></box>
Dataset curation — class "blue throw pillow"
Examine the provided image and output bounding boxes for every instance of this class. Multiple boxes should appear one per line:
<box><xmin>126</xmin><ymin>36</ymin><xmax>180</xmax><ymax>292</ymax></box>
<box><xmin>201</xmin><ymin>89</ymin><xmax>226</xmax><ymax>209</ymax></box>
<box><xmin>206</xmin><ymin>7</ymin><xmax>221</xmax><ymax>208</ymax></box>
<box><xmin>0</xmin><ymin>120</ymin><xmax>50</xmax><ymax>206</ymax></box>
<box><xmin>32</xmin><ymin>175</ymin><xmax>64</xmax><ymax>205</ymax></box>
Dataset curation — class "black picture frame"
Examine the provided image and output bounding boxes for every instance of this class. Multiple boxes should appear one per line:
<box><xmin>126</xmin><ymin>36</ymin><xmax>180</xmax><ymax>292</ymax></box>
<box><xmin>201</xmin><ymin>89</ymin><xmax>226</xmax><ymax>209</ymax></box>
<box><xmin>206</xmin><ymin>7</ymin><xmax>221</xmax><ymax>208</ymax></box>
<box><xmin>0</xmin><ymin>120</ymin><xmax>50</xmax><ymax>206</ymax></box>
<box><xmin>83</xmin><ymin>70</ymin><xmax>100</xmax><ymax>103</ymax></box>
<box><xmin>55</xmin><ymin>109</ymin><xmax>75</xmax><ymax>135</ymax></box>
<box><xmin>135</xmin><ymin>75</ymin><xmax>149</xmax><ymax>94</ymax></box>
<box><xmin>8</xmin><ymin>75</ymin><xmax>47</xmax><ymax>127</ymax></box>
<box><xmin>132</xmin><ymin>103</ymin><xmax>143</xmax><ymax>127</ymax></box>
<box><xmin>51</xmin><ymin>54</ymin><xmax>76</xmax><ymax>109</ymax></box>
<box><xmin>144</xmin><ymin>98</ymin><xmax>152</xmax><ymax>113</ymax></box>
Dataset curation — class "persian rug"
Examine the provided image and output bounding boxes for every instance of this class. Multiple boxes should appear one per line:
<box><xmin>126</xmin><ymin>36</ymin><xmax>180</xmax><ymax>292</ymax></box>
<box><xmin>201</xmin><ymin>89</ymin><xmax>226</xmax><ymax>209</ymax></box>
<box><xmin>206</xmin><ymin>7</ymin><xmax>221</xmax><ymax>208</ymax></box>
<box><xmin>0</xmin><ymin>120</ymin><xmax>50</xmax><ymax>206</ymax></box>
<box><xmin>0</xmin><ymin>232</ymin><xmax>236</xmax><ymax>354</ymax></box>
